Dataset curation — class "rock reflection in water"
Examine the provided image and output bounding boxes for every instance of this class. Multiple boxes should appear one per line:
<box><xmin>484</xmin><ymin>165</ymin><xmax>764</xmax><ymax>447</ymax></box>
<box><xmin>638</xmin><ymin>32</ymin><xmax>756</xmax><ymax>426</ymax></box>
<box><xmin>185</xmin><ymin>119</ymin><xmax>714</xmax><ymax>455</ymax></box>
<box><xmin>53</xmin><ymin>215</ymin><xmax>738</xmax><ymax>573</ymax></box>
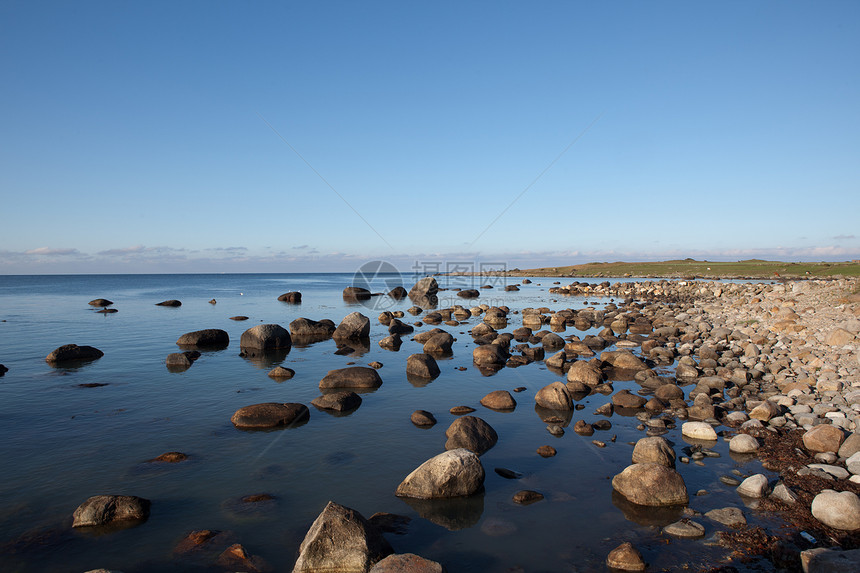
<box><xmin>398</xmin><ymin>492</ymin><xmax>485</xmax><ymax>531</ymax></box>
<box><xmin>611</xmin><ymin>489</ymin><xmax>685</xmax><ymax>527</ymax></box>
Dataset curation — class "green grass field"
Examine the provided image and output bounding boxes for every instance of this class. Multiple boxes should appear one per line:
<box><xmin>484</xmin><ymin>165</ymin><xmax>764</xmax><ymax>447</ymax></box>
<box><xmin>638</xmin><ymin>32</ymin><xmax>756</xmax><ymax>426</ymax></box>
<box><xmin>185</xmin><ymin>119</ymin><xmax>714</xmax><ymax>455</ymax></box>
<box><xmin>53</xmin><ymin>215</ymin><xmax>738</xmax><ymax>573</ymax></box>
<box><xmin>512</xmin><ymin>259</ymin><xmax>860</xmax><ymax>278</ymax></box>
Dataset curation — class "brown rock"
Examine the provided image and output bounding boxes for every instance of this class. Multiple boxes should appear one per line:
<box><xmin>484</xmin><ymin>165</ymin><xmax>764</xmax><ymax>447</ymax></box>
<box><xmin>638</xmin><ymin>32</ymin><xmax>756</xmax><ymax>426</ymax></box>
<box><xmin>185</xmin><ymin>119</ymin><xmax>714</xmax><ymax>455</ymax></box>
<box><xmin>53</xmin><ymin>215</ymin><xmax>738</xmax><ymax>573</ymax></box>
<box><xmin>480</xmin><ymin>390</ymin><xmax>516</xmax><ymax>411</ymax></box>
<box><xmin>537</xmin><ymin>445</ymin><xmax>557</xmax><ymax>457</ymax></box>
<box><xmin>606</xmin><ymin>542</ymin><xmax>646</xmax><ymax>571</ymax></box>
<box><xmin>369</xmin><ymin>553</ymin><xmax>445</xmax><ymax>573</ymax></box>
<box><xmin>803</xmin><ymin>424</ymin><xmax>846</xmax><ymax>454</ymax></box>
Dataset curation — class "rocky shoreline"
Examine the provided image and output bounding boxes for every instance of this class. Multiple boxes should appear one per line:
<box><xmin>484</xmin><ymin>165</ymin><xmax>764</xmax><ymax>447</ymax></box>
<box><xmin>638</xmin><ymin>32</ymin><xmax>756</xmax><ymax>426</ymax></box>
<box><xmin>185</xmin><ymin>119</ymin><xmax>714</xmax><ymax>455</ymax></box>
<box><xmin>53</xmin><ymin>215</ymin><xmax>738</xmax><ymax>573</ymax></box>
<box><xmin>20</xmin><ymin>276</ymin><xmax>860</xmax><ymax>572</ymax></box>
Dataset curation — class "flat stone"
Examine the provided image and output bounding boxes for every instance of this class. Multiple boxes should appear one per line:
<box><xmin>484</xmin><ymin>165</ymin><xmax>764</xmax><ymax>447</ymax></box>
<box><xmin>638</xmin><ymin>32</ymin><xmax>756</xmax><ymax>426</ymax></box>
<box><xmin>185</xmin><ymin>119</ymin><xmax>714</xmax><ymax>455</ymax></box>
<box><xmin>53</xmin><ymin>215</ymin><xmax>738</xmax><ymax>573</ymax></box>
<box><xmin>681</xmin><ymin>421</ymin><xmax>718</xmax><ymax>441</ymax></box>
<box><xmin>705</xmin><ymin>506</ymin><xmax>746</xmax><ymax>527</ymax></box>
<box><xmin>369</xmin><ymin>553</ymin><xmax>444</xmax><ymax>573</ymax></box>
<box><xmin>808</xmin><ymin>463</ymin><xmax>850</xmax><ymax>480</ymax></box>
<box><xmin>663</xmin><ymin>520</ymin><xmax>705</xmax><ymax>538</ymax></box>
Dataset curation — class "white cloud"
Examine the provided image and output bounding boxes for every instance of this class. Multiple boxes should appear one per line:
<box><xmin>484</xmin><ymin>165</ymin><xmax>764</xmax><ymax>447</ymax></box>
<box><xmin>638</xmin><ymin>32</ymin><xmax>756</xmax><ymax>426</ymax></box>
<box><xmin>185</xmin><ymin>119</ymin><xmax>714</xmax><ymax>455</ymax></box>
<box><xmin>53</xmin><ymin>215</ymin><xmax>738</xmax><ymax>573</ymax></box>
<box><xmin>24</xmin><ymin>247</ymin><xmax>80</xmax><ymax>256</ymax></box>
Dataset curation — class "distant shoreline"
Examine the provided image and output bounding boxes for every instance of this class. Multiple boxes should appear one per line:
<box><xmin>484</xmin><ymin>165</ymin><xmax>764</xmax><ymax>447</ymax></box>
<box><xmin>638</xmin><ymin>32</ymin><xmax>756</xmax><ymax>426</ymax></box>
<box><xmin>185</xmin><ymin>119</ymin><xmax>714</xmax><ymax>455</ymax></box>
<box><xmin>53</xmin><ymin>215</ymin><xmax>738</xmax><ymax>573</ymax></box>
<box><xmin>444</xmin><ymin>259</ymin><xmax>860</xmax><ymax>280</ymax></box>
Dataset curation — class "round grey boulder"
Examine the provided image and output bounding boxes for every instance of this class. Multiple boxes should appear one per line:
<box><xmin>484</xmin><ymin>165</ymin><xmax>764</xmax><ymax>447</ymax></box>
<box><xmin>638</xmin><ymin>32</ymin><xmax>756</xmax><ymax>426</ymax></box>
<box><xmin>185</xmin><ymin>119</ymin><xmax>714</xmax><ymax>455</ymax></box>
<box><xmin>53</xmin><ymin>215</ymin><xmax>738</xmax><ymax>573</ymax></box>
<box><xmin>811</xmin><ymin>490</ymin><xmax>860</xmax><ymax>531</ymax></box>
<box><xmin>395</xmin><ymin>449</ymin><xmax>485</xmax><ymax>499</ymax></box>
<box><xmin>612</xmin><ymin>463</ymin><xmax>689</xmax><ymax>506</ymax></box>
<box><xmin>729</xmin><ymin>434</ymin><xmax>759</xmax><ymax>454</ymax></box>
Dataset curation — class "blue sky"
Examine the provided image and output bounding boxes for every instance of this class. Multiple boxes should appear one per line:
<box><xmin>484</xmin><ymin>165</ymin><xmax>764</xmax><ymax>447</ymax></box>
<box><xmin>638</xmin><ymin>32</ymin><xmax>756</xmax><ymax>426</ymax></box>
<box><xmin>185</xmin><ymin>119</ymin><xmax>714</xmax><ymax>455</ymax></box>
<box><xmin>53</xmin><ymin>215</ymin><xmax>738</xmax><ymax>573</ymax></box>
<box><xmin>1</xmin><ymin>1</ymin><xmax>858</xmax><ymax>273</ymax></box>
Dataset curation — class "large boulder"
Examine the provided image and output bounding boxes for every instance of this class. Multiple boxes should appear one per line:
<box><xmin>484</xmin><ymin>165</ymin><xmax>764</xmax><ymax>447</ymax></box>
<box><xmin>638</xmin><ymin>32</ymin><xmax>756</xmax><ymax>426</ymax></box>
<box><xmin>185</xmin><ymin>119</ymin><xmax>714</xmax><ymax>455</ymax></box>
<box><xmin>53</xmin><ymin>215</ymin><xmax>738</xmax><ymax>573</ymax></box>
<box><xmin>423</xmin><ymin>332</ymin><xmax>454</xmax><ymax>354</ymax></box>
<box><xmin>72</xmin><ymin>495</ymin><xmax>151</xmax><ymax>527</ymax></box>
<box><xmin>240</xmin><ymin>324</ymin><xmax>292</xmax><ymax>351</ymax></box>
<box><xmin>534</xmin><ymin>382</ymin><xmax>573</xmax><ymax>410</ymax></box>
<box><xmin>333</xmin><ymin>312</ymin><xmax>371</xmax><ymax>340</ymax></box>
<box><xmin>612</xmin><ymin>463</ymin><xmax>689</xmax><ymax>506</ymax></box>
<box><xmin>395</xmin><ymin>449</ymin><xmax>485</xmax><ymax>499</ymax></box>
<box><xmin>444</xmin><ymin>416</ymin><xmax>497</xmax><ymax>455</ymax></box>
<box><xmin>176</xmin><ymin>329</ymin><xmax>229</xmax><ymax>348</ymax></box>
<box><xmin>406</xmin><ymin>354</ymin><xmax>440</xmax><ymax>379</ymax></box>
<box><xmin>290</xmin><ymin>318</ymin><xmax>336</xmax><ymax>338</ymax></box>
<box><xmin>312</xmin><ymin>391</ymin><xmax>362</xmax><ymax>412</ymax></box>
<box><xmin>472</xmin><ymin>344</ymin><xmax>509</xmax><ymax>367</ymax></box>
<box><xmin>231</xmin><ymin>403</ymin><xmax>310</xmax><ymax>429</ymax></box>
<box><xmin>802</xmin><ymin>547</ymin><xmax>860</xmax><ymax>573</ymax></box>
<box><xmin>811</xmin><ymin>490</ymin><xmax>860</xmax><ymax>531</ymax></box>
<box><xmin>45</xmin><ymin>344</ymin><xmax>104</xmax><ymax>364</ymax></box>
<box><xmin>292</xmin><ymin>501</ymin><xmax>393</xmax><ymax>573</ymax></box>
<box><xmin>601</xmin><ymin>350</ymin><xmax>648</xmax><ymax>371</ymax></box>
<box><xmin>631</xmin><ymin>437</ymin><xmax>675</xmax><ymax>468</ymax></box>
<box><xmin>320</xmin><ymin>367</ymin><xmax>383</xmax><ymax>390</ymax></box>
<box><xmin>408</xmin><ymin>277</ymin><xmax>439</xmax><ymax>307</ymax></box>
<box><xmin>566</xmin><ymin>360</ymin><xmax>604</xmax><ymax>386</ymax></box>
<box><xmin>803</xmin><ymin>424</ymin><xmax>846</xmax><ymax>454</ymax></box>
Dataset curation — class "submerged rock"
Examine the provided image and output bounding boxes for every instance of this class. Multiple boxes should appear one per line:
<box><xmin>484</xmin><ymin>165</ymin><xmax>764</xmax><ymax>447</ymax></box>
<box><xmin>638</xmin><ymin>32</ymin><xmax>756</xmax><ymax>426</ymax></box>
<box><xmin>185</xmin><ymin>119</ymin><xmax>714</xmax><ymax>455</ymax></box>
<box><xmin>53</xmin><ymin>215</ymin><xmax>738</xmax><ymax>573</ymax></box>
<box><xmin>156</xmin><ymin>299</ymin><xmax>182</xmax><ymax>307</ymax></box>
<box><xmin>369</xmin><ymin>553</ymin><xmax>445</xmax><ymax>573</ymax></box>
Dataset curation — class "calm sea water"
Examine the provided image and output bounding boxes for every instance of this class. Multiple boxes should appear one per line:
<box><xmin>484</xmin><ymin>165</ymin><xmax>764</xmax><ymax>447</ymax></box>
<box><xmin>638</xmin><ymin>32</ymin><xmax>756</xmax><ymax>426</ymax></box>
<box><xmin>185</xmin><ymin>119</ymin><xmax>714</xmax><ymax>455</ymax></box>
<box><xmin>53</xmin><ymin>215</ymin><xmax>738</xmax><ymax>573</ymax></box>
<box><xmin>0</xmin><ymin>274</ymin><xmax>772</xmax><ymax>572</ymax></box>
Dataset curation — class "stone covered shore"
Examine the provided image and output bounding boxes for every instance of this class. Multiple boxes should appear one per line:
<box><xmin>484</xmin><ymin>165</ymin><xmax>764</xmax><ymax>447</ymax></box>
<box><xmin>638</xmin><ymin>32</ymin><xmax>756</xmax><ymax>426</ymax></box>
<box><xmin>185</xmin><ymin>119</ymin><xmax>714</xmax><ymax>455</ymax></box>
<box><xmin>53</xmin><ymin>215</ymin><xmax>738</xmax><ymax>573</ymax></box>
<box><xmin>60</xmin><ymin>276</ymin><xmax>860</xmax><ymax>572</ymax></box>
<box><xmin>549</xmin><ymin>276</ymin><xmax>860</xmax><ymax>571</ymax></box>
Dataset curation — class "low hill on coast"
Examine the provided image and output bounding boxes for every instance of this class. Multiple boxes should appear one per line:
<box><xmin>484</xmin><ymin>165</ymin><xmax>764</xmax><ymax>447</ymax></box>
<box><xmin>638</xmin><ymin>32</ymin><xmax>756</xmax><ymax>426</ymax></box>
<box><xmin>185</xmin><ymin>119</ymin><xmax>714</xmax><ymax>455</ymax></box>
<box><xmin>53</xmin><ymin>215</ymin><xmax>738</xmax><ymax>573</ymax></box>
<box><xmin>507</xmin><ymin>259</ymin><xmax>860</xmax><ymax>279</ymax></box>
